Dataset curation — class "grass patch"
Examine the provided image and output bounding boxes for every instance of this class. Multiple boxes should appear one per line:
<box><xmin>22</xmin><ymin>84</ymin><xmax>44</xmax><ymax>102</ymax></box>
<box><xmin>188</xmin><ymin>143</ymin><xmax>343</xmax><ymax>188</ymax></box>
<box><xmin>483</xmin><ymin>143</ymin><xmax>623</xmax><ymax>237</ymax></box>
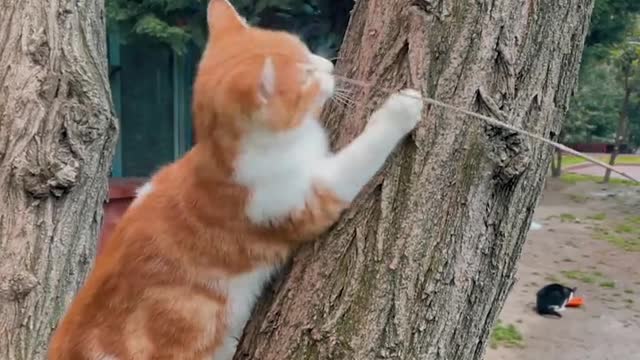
<box><xmin>625</xmin><ymin>299</ymin><xmax>635</xmax><ymax>304</ymax></box>
<box><xmin>561</xmin><ymin>156</ymin><xmax>591</xmax><ymax>168</ymax></box>
<box><xmin>614</xmin><ymin>224</ymin><xmax>635</xmax><ymax>233</ymax></box>
<box><xmin>568</xmin><ymin>194</ymin><xmax>590</xmax><ymax>203</ymax></box>
<box><xmin>600</xmin><ymin>280</ymin><xmax>616</xmax><ymax>289</ymax></box>
<box><xmin>593</xmin><ymin>217</ymin><xmax>640</xmax><ymax>252</ymax></box>
<box><xmin>616</xmin><ymin>155</ymin><xmax>640</xmax><ymax>165</ymax></box>
<box><xmin>597</xmin><ymin>232</ymin><xmax>640</xmax><ymax>252</ymax></box>
<box><xmin>562</xmin><ymin>270</ymin><xmax>617</xmax><ymax>287</ymax></box>
<box><xmin>561</xmin><ymin>154</ymin><xmax>640</xmax><ymax>168</ymax></box>
<box><xmin>490</xmin><ymin>321</ymin><xmax>524</xmax><ymax>349</ymax></box>
<box><xmin>588</xmin><ymin>213</ymin><xmax>607</xmax><ymax>221</ymax></box>
<box><xmin>560</xmin><ymin>173</ymin><xmax>639</xmax><ymax>186</ymax></box>
<box><xmin>559</xmin><ymin>213</ymin><xmax>577</xmax><ymax>222</ymax></box>
<box><xmin>627</xmin><ymin>216</ymin><xmax>640</xmax><ymax>226</ymax></box>
<box><xmin>562</xmin><ymin>270</ymin><xmax>597</xmax><ymax>284</ymax></box>
<box><xmin>624</xmin><ymin>289</ymin><xmax>635</xmax><ymax>294</ymax></box>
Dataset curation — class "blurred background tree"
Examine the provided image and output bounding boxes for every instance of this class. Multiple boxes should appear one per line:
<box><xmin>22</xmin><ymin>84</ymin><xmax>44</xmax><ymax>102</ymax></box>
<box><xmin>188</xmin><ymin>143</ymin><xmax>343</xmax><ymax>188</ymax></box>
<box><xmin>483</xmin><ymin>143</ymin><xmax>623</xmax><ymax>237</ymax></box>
<box><xmin>106</xmin><ymin>0</ymin><xmax>353</xmax><ymax>58</ymax></box>
<box><xmin>585</xmin><ymin>0</ymin><xmax>640</xmax><ymax>58</ymax></box>
<box><xmin>565</xmin><ymin>2</ymin><xmax>640</xmax><ymax>150</ymax></box>
<box><xmin>552</xmin><ymin>3</ymin><xmax>640</xmax><ymax>177</ymax></box>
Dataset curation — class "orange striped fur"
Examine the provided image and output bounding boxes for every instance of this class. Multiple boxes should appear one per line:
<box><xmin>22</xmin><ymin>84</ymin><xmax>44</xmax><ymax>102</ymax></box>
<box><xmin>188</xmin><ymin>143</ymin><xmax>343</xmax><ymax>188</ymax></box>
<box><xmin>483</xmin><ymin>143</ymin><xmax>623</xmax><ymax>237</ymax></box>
<box><xmin>47</xmin><ymin>1</ymin><xmax>423</xmax><ymax>359</ymax></box>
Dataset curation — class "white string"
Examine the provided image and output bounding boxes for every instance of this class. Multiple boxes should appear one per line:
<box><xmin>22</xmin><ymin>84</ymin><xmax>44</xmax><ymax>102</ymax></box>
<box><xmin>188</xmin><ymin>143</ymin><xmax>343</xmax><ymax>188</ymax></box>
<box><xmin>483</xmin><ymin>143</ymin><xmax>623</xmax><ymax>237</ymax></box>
<box><xmin>332</xmin><ymin>74</ymin><xmax>639</xmax><ymax>184</ymax></box>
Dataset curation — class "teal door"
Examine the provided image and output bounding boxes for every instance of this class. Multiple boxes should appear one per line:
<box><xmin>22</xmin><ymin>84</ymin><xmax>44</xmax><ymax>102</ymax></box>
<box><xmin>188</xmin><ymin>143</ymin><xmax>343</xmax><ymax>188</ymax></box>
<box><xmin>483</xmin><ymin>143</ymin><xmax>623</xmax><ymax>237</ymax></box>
<box><xmin>107</xmin><ymin>27</ymin><xmax>198</xmax><ymax>178</ymax></box>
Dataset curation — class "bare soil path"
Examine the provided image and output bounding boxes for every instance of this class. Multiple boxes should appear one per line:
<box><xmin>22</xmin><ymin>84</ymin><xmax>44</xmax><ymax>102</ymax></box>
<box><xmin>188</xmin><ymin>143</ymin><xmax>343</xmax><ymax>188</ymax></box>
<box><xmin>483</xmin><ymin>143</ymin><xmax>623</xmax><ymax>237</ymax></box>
<box><xmin>485</xmin><ymin>180</ymin><xmax>640</xmax><ymax>360</ymax></box>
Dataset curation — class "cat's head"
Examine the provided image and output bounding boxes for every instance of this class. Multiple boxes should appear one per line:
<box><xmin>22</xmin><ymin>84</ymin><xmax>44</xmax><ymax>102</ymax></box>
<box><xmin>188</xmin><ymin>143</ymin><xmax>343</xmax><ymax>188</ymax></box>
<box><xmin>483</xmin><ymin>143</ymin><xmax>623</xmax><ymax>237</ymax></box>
<box><xmin>194</xmin><ymin>0</ymin><xmax>335</xmax><ymax>139</ymax></box>
<box><xmin>562</xmin><ymin>285</ymin><xmax>577</xmax><ymax>300</ymax></box>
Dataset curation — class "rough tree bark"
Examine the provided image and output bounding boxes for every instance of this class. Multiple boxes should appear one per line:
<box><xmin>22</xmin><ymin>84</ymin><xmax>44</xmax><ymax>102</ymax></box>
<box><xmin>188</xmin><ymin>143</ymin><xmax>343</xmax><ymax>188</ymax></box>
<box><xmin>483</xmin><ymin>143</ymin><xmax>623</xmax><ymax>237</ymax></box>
<box><xmin>0</xmin><ymin>0</ymin><xmax>117</xmax><ymax>358</ymax></box>
<box><xmin>236</xmin><ymin>0</ymin><xmax>592</xmax><ymax>359</ymax></box>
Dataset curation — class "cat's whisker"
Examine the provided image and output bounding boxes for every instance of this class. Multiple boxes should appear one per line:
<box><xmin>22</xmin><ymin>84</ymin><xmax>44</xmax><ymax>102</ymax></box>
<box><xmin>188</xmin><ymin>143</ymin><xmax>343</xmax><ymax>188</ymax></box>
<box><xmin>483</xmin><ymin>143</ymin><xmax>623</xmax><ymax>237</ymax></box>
<box><xmin>333</xmin><ymin>92</ymin><xmax>357</xmax><ymax>108</ymax></box>
<box><xmin>331</xmin><ymin>95</ymin><xmax>350</xmax><ymax>108</ymax></box>
<box><xmin>340</xmin><ymin>96</ymin><xmax>357</xmax><ymax>108</ymax></box>
<box><xmin>338</xmin><ymin>96</ymin><xmax>356</xmax><ymax>108</ymax></box>
<box><xmin>334</xmin><ymin>88</ymin><xmax>354</xmax><ymax>97</ymax></box>
<box><xmin>334</xmin><ymin>88</ymin><xmax>356</xmax><ymax>101</ymax></box>
<box><xmin>335</xmin><ymin>74</ymin><xmax>637</xmax><ymax>182</ymax></box>
<box><xmin>315</xmin><ymin>66</ymin><xmax>639</xmax><ymax>182</ymax></box>
<box><xmin>330</xmin><ymin>99</ymin><xmax>347</xmax><ymax>108</ymax></box>
<box><xmin>333</xmin><ymin>92</ymin><xmax>356</xmax><ymax>107</ymax></box>
<box><xmin>333</xmin><ymin>90</ymin><xmax>353</xmax><ymax>101</ymax></box>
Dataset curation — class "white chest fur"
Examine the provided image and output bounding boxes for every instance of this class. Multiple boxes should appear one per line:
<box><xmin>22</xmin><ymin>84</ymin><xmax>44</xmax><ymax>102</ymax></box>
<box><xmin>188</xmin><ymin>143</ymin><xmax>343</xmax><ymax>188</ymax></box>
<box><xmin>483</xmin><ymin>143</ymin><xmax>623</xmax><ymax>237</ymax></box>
<box><xmin>212</xmin><ymin>266</ymin><xmax>278</xmax><ymax>360</ymax></box>
<box><xmin>233</xmin><ymin>117</ymin><xmax>330</xmax><ymax>224</ymax></box>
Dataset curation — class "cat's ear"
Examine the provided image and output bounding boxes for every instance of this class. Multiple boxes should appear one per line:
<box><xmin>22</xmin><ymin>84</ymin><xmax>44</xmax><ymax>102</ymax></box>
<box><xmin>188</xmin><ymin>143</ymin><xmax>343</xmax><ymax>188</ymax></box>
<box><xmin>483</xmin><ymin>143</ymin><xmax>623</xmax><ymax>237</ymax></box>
<box><xmin>207</xmin><ymin>0</ymin><xmax>247</xmax><ymax>38</ymax></box>
<box><xmin>257</xmin><ymin>57</ymin><xmax>276</xmax><ymax>104</ymax></box>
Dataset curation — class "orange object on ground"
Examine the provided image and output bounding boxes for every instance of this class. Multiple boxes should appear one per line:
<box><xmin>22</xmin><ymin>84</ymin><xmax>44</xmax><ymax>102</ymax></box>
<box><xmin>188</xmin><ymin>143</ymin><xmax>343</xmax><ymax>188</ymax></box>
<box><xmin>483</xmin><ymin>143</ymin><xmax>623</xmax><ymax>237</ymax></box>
<box><xmin>567</xmin><ymin>297</ymin><xmax>584</xmax><ymax>307</ymax></box>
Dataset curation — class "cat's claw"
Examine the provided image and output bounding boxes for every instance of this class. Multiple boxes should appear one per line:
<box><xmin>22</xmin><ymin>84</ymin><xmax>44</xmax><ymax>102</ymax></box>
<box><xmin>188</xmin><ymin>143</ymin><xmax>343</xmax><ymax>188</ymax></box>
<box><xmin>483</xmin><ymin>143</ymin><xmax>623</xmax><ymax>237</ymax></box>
<box><xmin>369</xmin><ymin>88</ymin><xmax>423</xmax><ymax>135</ymax></box>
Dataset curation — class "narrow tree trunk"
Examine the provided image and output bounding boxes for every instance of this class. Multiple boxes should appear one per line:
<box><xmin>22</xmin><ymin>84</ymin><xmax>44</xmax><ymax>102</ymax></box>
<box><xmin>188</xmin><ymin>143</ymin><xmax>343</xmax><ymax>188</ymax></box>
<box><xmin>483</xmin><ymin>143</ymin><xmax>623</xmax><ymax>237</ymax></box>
<box><xmin>0</xmin><ymin>0</ymin><xmax>117</xmax><ymax>358</ymax></box>
<box><xmin>604</xmin><ymin>147</ymin><xmax>620</xmax><ymax>183</ymax></box>
<box><xmin>604</xmin><ymin>75</ymin><xmax>630</xmax><ymax>183</ymax></box>
<box><xmin>551</xmin><ymin>148</ymin><xmax>563</xmax><ymax>177</ymax></box>
<box><xmin>236</xmin><ymin>0</ymin><xmax>592</xmax><ymax>359</ymax></box>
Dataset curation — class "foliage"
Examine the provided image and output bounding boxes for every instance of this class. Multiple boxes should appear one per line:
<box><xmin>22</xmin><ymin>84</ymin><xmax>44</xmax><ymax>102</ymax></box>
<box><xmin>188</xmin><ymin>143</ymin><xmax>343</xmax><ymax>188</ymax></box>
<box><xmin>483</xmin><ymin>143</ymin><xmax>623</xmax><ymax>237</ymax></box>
<box><xmin>565</xmin><ymin>61</ymin><xmax>622</xmax><ymax>144</ymax></box>
<box><xmin>566</xmin><ymin>12</ymin><xmax>640</xmax><ymax>149</ymax></box>
<box><xmin>106</xmin><ymin>0</ymin><xmax>353</xmax><ymax>56</ymax></box>
<box><xmin>585</xmin><ymin>0</ymin><xmax>640</xmax><ymax>59</ymax></box>
<box><xmin>107</xmin><ymin>0</ymin><xmax>201</xmax><ymax>54</ymax></box>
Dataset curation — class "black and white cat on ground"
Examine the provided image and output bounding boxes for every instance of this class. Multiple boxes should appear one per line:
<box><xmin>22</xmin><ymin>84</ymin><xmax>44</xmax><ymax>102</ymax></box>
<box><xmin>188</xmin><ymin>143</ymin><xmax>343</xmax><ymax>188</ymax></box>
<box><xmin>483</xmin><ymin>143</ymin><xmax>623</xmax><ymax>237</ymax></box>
<box><xmin>536</xmin><ymin>283</ymin><xmax>576</xmax><ymax>318</ymax></box>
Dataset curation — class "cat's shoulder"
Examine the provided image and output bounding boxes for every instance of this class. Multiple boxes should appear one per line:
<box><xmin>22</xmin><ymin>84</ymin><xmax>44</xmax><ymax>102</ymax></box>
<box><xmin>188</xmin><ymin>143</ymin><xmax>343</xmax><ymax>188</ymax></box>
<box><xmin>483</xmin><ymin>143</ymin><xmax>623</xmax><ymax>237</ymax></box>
<box><xmin>537</xmin><ymin>283</ymin><xmax>573</xmax><ymax>296</ymax></box>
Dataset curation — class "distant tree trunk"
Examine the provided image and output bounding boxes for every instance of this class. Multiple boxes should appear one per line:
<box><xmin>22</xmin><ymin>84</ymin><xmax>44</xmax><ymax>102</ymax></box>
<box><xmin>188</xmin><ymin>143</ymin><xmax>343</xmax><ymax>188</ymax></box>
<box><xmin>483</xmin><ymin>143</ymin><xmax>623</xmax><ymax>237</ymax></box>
<box><xmin>0</xmin><ymin>0</ymin><xmax>117</xmax><ymax>358</ymax></box>
<box><xmin>236</xmin><ymin>0</ymin><xmax>593</xmax><ymax>359</ymax></box>
<box><xmin>551</xmin><ymin>147</ymin><xmax>563</xmax><ymax>177</ymax></box>
<box><xmin>604</xmin><ymin>74</ymin><xmax>631</xmax><ymax>183</ymax></box>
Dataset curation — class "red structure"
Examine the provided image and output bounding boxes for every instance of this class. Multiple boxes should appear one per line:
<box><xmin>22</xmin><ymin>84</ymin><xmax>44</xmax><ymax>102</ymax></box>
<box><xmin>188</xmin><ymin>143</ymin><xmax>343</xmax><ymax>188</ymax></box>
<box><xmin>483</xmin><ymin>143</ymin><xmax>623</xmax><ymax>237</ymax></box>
<box><xmin>568</xmin><ymin>143</ymin><xmax>634</xmax><ymax>154</ymax></box>
<box><xmin>568</xmin><ymin>143</ymin><xmax>609</xmax><ymax>153</ymax></box>
<box><xmin>99</xmin><ymin>178</ymin><xmax>146</xmax><ymax>254</ymax></box>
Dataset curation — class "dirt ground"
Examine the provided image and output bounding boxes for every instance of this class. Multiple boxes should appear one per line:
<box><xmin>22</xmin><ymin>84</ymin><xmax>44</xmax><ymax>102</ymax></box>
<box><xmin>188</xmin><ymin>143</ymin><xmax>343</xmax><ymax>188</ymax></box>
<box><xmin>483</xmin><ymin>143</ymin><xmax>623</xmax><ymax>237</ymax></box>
<box><xmin>485</xmin><ymin>179</ymin><xmax>640</xmax><ymax>360</ymax></box>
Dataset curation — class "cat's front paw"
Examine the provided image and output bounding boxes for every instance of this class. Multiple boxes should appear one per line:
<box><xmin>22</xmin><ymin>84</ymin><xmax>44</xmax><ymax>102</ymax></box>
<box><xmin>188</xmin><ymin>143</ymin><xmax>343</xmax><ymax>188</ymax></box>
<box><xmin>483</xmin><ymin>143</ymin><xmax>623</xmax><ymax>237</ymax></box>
<box><xmin>369</xmin><ymin>89</ymin><xmax>423</xmax><ymax>135</ymax></box>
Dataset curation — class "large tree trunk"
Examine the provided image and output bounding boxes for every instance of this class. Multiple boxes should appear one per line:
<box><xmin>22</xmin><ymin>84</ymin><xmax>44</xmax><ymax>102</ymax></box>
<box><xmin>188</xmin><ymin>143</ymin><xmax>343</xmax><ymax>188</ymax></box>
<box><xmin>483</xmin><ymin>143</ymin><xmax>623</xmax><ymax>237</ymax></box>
<box><xmin>235</xmin><ymin>0</ymin><xmax>593</xmax><ymax>359</ymax></box>
<box><xmin>0</xmin><ymin>0</ymin><xmax>117</xmax><ymax>358</ymax></box>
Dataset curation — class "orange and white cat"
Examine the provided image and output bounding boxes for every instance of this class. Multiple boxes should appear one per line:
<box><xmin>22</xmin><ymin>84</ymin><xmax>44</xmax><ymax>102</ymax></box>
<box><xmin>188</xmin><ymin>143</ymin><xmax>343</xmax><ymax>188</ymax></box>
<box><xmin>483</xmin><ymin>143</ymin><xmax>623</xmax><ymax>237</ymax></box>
<box><xmin>47</xmin><ymin>0</ymin><xmax>423</xmax><ymax>359</ymax></box>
